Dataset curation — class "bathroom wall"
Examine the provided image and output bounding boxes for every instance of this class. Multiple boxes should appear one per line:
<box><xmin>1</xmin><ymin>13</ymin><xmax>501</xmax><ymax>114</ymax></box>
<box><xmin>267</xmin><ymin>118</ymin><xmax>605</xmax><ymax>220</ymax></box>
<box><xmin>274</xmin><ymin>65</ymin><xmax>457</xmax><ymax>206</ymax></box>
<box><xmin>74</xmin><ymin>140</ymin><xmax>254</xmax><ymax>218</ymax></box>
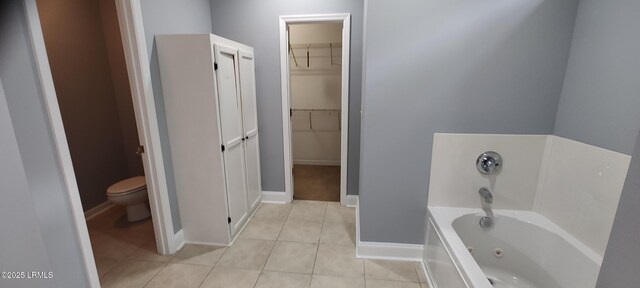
<box><xmin>290</xmin><ymin>23</ymin><xmax>342</xmax><ymax>165</ymax></box>
<box><xmin>210</xmin><ymin>0</ymin><xmax>364</xmax><ymax>196</ymax></box>
<box><xmin>598</xmin><ymin>129</ymin><xmax>640</xmax><ymax>287</ymax></box>
<box><xmin>553</xmin><ymin>0</ymin><xmax>640</xmax><ymax>155</ymax></box>
<box><xmin>428</xmin><ymin>133</ymin><xmax>632</xmax><ymax>257</ymax></box>
<box><xmin>140</xmin><ymin>0</ymin><xmax>214</xmax><ymax>232</ymax></box>
<box><xmin>0</xmin><ymin>1</ymin><xmax>88</xmax><ymax>285</ymax></box>
<box><xmin>99</xmin><ymin>0</ymin><xmax>144</xmax><ymax>177</ymax></box>
<box><xmin>37</xmin><ymin>0</ymin><xmax>133</xmax><ymax>211</ymax></box>
<box><xmin>359</xmin><ymin>0</ymin><xmax>579</xmax><ymax>244</ymax></box>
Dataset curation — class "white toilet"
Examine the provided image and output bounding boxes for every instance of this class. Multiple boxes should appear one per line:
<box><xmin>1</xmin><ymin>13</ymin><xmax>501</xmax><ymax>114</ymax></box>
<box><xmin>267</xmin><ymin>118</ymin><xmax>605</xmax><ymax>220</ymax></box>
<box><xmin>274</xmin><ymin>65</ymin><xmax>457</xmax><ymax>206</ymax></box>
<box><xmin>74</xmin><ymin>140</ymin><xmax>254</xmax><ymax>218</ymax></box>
<box><xmin>106</xmin><ymin>176</ymin><xmax>150</xmax><ymax>222</ymax></box>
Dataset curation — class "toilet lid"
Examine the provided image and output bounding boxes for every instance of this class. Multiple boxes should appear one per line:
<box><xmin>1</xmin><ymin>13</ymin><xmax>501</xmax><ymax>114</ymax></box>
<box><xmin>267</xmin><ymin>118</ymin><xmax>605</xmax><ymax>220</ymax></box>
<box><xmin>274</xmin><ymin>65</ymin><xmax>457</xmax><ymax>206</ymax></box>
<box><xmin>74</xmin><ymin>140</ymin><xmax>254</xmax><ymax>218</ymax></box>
<box><xmin>107</xmin><ymin>176</ymin><xmax>146</xmax><ymax>194</ymax></box>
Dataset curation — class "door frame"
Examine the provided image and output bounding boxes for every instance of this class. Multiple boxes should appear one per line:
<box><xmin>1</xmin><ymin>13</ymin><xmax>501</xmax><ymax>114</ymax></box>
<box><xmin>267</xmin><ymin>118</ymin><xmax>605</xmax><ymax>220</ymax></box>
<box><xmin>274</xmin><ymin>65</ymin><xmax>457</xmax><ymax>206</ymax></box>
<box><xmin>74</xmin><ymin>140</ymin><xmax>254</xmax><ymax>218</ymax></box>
<box><xmin>23</xmin><ymin>1</ymin><xmax>179</xmax><ymax>286</ymax></box>
<box><xmin>278</xmin><ymin>13</ymin><xmax>351</xmax><ymax>205</ymax></box>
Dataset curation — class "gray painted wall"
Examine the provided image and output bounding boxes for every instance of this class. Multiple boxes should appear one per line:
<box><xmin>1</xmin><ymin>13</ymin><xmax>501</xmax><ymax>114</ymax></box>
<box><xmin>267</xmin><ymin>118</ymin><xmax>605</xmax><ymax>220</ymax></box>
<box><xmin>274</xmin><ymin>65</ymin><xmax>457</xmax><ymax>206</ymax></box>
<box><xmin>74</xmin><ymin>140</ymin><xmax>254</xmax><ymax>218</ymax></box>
<box><xmin>140</xmin><ymin>0</ymin><xmax>214</xmax><ymax>232</ymax></box>
<box><xmin>359</xmin><ymin>0</ymin><xmax>579</xmax><ymax>243</ymax></box>
<box><xmin>554</xmin><ymin>0</ymin><xmax>640</xmax><ymax>155</ymax></box>
<box><xmin>598</xmin><ymin>129</ymin><xmax>640</xmax><ymax>287</ymax></box>
<box><xmin>210</xmin><ymin>0</ymin><xmax>364</xmax><ymax>195</ymax></box>
<box><xmin>0</xmin><ymin>1</ymin><xmax>88</xmax><ymax>286</ymax></box>
<box><xmin>0</xmin><ymin>81</ymin><xmax>54</xmax><ymax>288</ymax></box>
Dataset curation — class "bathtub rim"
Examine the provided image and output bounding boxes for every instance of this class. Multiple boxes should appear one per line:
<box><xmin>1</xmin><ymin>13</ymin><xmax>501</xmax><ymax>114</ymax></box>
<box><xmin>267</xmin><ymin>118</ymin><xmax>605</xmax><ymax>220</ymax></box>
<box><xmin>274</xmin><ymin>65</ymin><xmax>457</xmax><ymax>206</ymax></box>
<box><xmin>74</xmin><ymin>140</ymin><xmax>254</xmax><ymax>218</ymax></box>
<box><xmin>426</xmin><ymin>206</ymin><xmax>602</xmax><ymax>288</ymax></box>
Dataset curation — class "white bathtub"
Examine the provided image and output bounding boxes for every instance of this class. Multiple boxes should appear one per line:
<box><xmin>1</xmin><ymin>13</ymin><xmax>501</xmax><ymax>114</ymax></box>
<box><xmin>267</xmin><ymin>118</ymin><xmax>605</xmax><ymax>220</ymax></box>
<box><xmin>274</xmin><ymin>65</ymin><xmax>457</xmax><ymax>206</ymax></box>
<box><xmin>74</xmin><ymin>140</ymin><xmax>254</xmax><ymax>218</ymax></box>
<box><xmin>424</xmin><ymin>207</ymin><xmax>602</xmax><ymax>288</ymax></box>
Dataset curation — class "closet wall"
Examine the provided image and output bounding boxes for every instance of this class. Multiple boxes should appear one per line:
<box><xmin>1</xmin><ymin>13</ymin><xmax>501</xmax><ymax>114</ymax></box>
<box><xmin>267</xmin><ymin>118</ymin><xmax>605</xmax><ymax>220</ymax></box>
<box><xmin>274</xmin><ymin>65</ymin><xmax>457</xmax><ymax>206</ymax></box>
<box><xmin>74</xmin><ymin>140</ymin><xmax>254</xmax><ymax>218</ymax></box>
<box><xmin>290</xmin><ymin>23</ymin><xmax>343</xmax><ymax>165</ymax></box>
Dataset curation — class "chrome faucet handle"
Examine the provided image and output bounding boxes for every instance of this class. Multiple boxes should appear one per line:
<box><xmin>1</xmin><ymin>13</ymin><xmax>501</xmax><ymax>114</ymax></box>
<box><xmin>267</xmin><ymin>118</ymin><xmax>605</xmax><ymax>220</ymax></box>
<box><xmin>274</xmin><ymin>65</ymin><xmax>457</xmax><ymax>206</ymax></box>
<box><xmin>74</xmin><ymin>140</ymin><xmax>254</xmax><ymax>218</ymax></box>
<box><xmin>476</xmin><ymin>151</ymin><xmax>502</xmax><ymax>175</ymax></box>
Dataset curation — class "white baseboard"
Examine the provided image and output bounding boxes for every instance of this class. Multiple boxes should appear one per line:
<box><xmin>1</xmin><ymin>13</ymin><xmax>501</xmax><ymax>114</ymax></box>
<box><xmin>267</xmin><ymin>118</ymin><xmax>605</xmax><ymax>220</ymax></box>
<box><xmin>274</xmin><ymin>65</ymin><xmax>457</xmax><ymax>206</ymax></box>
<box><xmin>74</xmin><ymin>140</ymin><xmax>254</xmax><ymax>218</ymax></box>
<box><xmin>357</xmin><ymin>241</ymin><xmax>424</xmax><ymax>261</ymax></box>
<box><xmin>261</xmin><ymin>191</ymin><xmax>289</xmax><ymax>203</ymax></box>
<box><xmin>170</xmin><ymin>229</ymin><xmax>185</xmax><ymax>253</ymax></box>
<box><xmin>84</xmin><ymin>201</ymin><xmax>114</xmax><ymax>220</ymax></box>
<box><xmin>293</xmin><ymin>159</ymin><xmax>340</xmax><ymax>166</ymax></box>
<box><xmin>354</xmin><ymin>196</ymin><xmax>424</xmax><ymax>261</ymax></box>
<box><xmin>184</xmin><ymin>240</ymin><xmax>230</xmax><ymax>247</ymax></box>
<box><xmin>345</xmin><ymin>195</ymin><xmax>358</xmax><ymax>207</ymax></box>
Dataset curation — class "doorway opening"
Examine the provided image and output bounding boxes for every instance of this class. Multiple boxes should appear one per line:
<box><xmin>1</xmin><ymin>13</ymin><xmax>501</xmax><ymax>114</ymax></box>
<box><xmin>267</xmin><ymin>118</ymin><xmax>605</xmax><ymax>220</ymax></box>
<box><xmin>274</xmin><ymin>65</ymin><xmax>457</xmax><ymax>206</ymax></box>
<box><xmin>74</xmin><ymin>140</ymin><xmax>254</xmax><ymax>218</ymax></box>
<box><xmin>34</xmin><ymin>0</ymin><xmax>170</xmax><ymax>281</ymax></box>
<box><xmin>279</xmin><ymin>14</ymin><xmax>351</xmax><ymax>205</ymax></box>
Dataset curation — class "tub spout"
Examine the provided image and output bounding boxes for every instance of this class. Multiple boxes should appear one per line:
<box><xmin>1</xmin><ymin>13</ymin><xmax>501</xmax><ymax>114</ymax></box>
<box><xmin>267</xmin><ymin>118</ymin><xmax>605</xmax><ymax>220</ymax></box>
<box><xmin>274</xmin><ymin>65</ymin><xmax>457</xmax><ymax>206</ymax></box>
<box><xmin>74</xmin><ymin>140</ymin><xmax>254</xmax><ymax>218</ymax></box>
<box><xmin>479</xmin><ymin>187</ymin><xmax>493</xmax><ymax>204</ymax></box>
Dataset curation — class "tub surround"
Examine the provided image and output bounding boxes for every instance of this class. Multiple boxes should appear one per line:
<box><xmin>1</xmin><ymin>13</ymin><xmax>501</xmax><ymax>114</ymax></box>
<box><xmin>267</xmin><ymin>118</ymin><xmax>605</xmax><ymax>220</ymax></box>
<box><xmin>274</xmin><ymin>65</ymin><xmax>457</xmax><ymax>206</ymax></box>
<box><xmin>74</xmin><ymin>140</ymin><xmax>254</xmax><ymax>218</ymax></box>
<box><xmin>428</xmin><ymin>133</ymin><xmax>631</xmax><ymax>256</ymax></box>
<box><xmin>428</xmin><ymin>134</ymin><xmax>548</xmax><ymax>210</ymax></box>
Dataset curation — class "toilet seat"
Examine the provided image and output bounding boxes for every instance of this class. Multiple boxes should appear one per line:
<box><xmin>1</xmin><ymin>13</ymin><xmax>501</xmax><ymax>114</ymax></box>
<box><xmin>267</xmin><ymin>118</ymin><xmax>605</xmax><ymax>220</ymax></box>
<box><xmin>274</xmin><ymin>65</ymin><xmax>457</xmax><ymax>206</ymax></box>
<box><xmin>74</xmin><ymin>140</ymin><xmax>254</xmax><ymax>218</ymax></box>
<box><xmin>107</xmin><ymin>176</ymin><xmax>146</xmax><ymax>196</ymax></box>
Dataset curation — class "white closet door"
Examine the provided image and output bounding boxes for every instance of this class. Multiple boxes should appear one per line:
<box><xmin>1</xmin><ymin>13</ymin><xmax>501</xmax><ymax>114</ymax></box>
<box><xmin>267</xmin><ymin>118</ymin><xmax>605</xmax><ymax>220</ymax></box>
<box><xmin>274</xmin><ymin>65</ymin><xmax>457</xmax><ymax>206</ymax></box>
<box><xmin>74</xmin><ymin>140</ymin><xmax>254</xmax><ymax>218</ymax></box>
<box><xmin>238</xmin><ymin>50</ymin><xmax>261</xmax><ymax>211</ymax></box>
<box><xmin>214</xmin><ymin>44</ymin><xmax>248</xmax><ymax>236</ymax></box>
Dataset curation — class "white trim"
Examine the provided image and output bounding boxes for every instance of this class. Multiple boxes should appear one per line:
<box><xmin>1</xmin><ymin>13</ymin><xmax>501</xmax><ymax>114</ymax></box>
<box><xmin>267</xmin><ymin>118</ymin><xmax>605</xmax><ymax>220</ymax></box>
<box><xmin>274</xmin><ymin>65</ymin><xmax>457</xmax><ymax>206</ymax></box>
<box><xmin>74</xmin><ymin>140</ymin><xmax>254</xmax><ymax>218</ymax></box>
<box><xmin>279</xmin><ymin>13</ymin><xmax>351</xmax><ymax>206</ymax></box>
<box><xmin>171</xmin><ymin>229</ymin><xmax>186</xmax><ymax>252</ymax></box>
<box><xmin>357</xmin><ymin>241</ymin><xmax>425</xmax><ymax>261</ymax></box>
<box><xmin>22</xmin><ymin>0</ymin><xmax>100</xmax><ymax>286</ymax></box>
<box><xmin>345</xmin><ymin>195</ymin><xmax>358</xmax><ymax>207</ymax></box>
<box><xmin>115</xmin><ymin>0</ymin><xmax>176</xmax><ymax>255</ymax></box>
<box><xmin>261</xmin><ymin>191</ymin><xmax>289</xmax><ymax>204</ymax></box>
<box><xmin>293</xmin><ymin>159</ymin><xmax>341</xmax><ymax>166</ymax></box>
<box><xmin>84</xmin><ymin>202</ymin><xmax>115</xmax><ymax>220</ymax></box>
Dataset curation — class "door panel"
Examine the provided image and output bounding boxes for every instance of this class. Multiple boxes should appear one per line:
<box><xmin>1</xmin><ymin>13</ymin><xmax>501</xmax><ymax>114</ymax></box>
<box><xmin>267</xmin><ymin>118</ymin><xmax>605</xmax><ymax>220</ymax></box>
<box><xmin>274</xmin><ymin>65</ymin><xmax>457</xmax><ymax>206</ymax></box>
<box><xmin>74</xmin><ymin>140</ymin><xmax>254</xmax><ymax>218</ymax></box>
<box><xmin>222</xmin><ymin>143</ymin><xmax>248</xmax><ymax>235</ymax></box>
<box><xmin>238</xmin><ymin>50</ymin><xmax>261</xmax><ymax>210</ymax></box>
<box><xmin>239</xmin><ymin>51</ymin><xmax>258</xmax><ymax>135</ymax></box>
<box><xmin>214</xmin><ymin>44</ymin><xmax>248</xmax><ymax>236</ymax></box>
<box><xmin>244</xmin><ymin>134</ymin><xmax>261</xmax><ymax>211</ymax></box>
<box><xmin>215</xmin><ymin>45</ymin><xmax>244</xmax><ymax>145</ymax></box>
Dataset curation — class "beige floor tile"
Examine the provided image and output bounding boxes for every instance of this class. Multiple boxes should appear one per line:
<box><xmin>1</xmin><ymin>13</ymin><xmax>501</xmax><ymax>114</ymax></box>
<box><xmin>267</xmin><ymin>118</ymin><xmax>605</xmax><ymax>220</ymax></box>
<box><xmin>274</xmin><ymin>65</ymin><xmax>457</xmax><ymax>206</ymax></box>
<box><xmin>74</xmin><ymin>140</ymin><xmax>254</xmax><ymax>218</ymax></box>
<box><xmin>100</xmin><ymin>259</ymin><xmax>165</xmax><ymax>288</ymax></box>
<box><xmin>278</xmin><ymin>219</ymin><xmax>322</xmax><ymax>243</ymax></box>
<box><xmin>415</xmin><ymin>262</ymin><xmax>427</xmax><ymax>283</ymax></box>
<box><xmin>324</xmin><ymin>203</ymin><xmax>356</xmax><ymax>225</ymax></box>
<box><xmin>90</xmin><ymin>231</ymin><xmax>139</xmax><ymax>260</ymax></box>
<box><xmin>171</xmin><ymin>244</ymin><xmax>226</xmax><ymax>266</ymax></box>
<box><xmin>113</xmin><ymin>219</ymin><xmax>156</xmax><ymax>247</ymax></box>
<box><xmin>264</xmin><ymin>241</ymin><xmax>318</xmax><ymax>274</ymax></box>
<box><xmin>364</xmin><ymin>259</ymin><xmax>420</xmax><ymax>282</ymax></box>
<box><xmin>365</xmin><ymin>279</ymin><xmax>422</xmax><ymax>288</ymax></box>
<box><xmin>239</xmin><ymin>217</ymin><xmax>285</xmax><ymax>240</ymax></box>
<box><xmin>310</xmin><ymin>275</ymin><xmax>365</xmax><ymax>288</ymax></box>
<box><xmin>253</xmin><ymin>203</ymin><xmax>292</xmax><ymax>221</ymax></box>
<box><xmin>144</xmin><ymin>263</ymin><xmax>211</xmax><ymax>288</ymax></box>
<box><xmin>313</xmin><ymin>244</ymin><xmax>363</xmax><ymax>277</ymax></box>
<box><xmin>319</xmin><ymin>221</ymin><xmax>356</xmax><ymax>247</ymax></box>
<box><xmin>130</xmin><ymin>239</ymin><xmax>174</xmax><ymax>262</ymax></box>
<box><xmin>199</xmin><ymin>267</ymin><xmax>261</xmax><ymax>288</ymax></box>
<box><xmin>95</xmin><ymin>256</ymin><xmax>120</xmax><ymax>277</ymax></box>
<box><xmin>255</xmin><ymin>271</ymin><xmax>312</xmax><ymax>288</ymax></box>
<box><xmin>216</xmin><ymin>239</ymin><xmax>275</xmax><ymax>270</ymax></box>
<box><xmin>289</xmin><ymin>201</ymin><xmax>327</xmax><ymax>222</ymax></box>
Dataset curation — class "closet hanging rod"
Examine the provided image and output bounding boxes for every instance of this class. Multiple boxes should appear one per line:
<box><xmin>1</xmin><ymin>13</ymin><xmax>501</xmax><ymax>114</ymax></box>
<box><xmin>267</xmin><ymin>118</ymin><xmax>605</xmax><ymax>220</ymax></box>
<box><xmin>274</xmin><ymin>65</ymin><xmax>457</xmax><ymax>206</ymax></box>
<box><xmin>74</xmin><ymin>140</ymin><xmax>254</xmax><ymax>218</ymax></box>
<box><xmin>292</xmin><ymin>108</ymin><xmax>340</xmax><ymax>112</ymax></box>
<box><xmin>289</xmin><ymin>43</ymin><xmax>342</xmax><ymax>49</ymax></box>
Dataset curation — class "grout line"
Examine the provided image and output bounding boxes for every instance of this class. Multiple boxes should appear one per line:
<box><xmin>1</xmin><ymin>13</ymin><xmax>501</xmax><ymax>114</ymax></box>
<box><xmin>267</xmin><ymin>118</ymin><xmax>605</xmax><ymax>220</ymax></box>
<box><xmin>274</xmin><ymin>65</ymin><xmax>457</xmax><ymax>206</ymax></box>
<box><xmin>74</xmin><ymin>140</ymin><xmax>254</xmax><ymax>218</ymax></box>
<box><xmin>196</xmin><ymin>265</ymin><xmax>216</xmax><ymax>288</ymax></box>
<box><xmin>141</xmin><ymin>261</ymin><xmax>168</xmax><ymax>288</ymax></box>
<box><xmin>195</xmin><ymin>265</ymin><xmax>214</xmax><ymax>288</ymax></box>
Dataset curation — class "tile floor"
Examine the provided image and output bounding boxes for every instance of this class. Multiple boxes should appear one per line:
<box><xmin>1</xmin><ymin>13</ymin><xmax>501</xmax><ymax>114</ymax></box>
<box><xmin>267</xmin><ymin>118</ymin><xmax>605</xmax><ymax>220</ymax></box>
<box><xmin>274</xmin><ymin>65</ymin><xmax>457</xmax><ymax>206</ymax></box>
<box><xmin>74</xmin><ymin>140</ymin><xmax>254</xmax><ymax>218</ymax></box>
<box><xmin>90</xmin><ymin>201</ymin><xmax>428</xmax><ymax>288</ymax></box>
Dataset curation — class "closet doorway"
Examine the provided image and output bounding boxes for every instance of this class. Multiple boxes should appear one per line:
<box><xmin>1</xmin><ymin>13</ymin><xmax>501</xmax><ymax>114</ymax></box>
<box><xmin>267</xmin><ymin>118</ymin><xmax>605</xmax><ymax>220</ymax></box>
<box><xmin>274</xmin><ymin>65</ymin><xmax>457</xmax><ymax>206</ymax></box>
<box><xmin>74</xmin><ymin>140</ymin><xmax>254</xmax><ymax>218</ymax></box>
<box><xmin>279</xmin><ymin>14</ymin><xmax>351</xmax><ymax>205</ymax></box>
